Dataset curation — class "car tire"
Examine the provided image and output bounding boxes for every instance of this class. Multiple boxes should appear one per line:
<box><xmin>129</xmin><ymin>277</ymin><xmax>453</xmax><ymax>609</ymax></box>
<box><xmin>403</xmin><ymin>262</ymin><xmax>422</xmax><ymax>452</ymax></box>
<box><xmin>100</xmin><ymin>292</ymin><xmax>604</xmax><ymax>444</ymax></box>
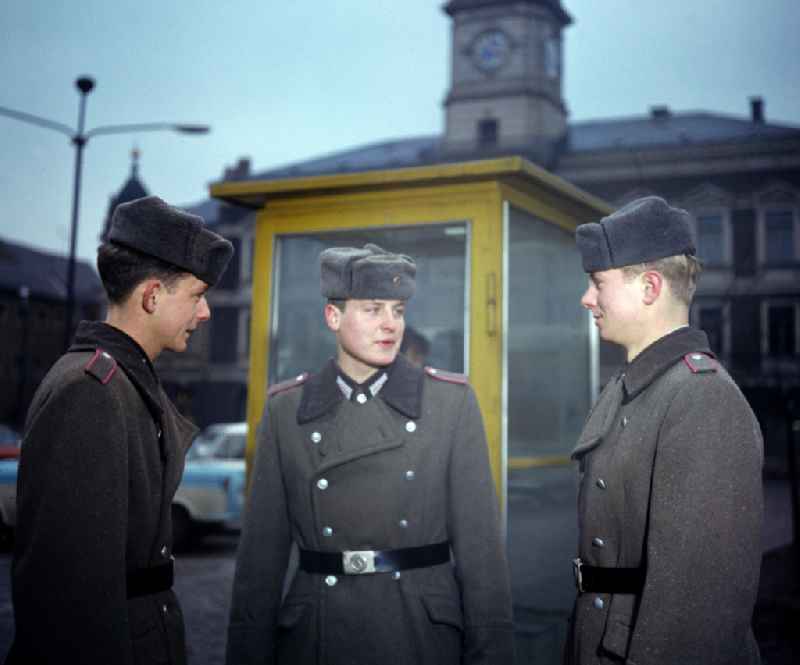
<box><xmin>171</xmin><ymin>504</ymin><xmax>194</xmax><ymax>551</ymax></box>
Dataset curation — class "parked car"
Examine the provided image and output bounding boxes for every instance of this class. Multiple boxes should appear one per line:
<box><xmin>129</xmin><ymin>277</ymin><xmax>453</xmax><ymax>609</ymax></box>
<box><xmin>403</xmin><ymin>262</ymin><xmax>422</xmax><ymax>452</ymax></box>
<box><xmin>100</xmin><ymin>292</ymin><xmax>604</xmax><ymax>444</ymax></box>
<box><xmin>187</xmin><ymin>421</ymin><xmax>247</xmax><ymax>460</ymax></box>
<box><xmin>0</xmin><ymin>459</ymin><xmax>17</xmax><ymax>547</ymax></box>
<box><xmin>172</xmin><ymin>422</ymin><xmax>247</xmax><ymax>549</ymax></box>
<box><xmin>0</xmin><ymin>424</ymin><xmax>21</xmax><ymax>460</ymax></box>
<box><xmin>0</xmin><ymin>422</ymin><xmax>248</xmax><ymax>550</ymax></box>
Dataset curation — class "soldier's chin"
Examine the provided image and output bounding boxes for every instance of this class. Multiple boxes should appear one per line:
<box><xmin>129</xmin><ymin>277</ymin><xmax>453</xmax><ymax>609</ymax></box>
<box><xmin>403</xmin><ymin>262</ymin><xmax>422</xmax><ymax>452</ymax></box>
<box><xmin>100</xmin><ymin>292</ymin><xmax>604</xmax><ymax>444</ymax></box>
<box><xmin>371</xmin><ymin>348</ymin><xmax>399</xmax><ymax>366</ymax></box>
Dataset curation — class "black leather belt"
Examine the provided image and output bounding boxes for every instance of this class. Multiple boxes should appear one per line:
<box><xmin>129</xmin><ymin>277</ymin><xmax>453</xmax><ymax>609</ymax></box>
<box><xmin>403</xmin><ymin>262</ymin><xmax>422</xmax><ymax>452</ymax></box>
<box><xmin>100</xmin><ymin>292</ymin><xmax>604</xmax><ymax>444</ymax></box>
<box><xmin>300</xmin><ymin>542</ymin><xmax>450</xmax><ymax>575</ymax></box>
<box><xmin>573</xmin><ymin>558</ymin><xmax>644</xmax><ymax>594</ymax></box>
<box><xmin>127</xmin><ymin>559</ymin><xmax>174</xmax><ymax>599</ymax></box>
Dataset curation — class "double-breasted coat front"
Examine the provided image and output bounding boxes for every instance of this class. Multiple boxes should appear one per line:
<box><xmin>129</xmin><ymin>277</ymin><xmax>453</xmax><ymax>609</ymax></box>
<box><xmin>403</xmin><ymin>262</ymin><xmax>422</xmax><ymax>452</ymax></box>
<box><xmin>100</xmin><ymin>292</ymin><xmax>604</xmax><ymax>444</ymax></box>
<box><xmin>227</xmin><ymin>355</ymin><xmax>514</xmax><ymax>665</ymax></box>
<box><xmin>566</xmin><ymin>328</ymin><xmax>763</xmax><ymax>665</ymax></box>
<box><xmin>9</xmin><ymin>321</ymin><xmax>197</xmax><ymax>665</ymax></box>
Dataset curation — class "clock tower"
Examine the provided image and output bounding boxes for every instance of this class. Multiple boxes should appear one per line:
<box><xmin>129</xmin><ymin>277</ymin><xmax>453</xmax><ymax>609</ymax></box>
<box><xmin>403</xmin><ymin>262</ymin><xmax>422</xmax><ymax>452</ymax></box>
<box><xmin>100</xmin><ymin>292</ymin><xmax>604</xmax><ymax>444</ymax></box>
<box><xmin>442</xmin><ymin>0</ymin><xmax>572</xmax><ymax>163</ymax></box>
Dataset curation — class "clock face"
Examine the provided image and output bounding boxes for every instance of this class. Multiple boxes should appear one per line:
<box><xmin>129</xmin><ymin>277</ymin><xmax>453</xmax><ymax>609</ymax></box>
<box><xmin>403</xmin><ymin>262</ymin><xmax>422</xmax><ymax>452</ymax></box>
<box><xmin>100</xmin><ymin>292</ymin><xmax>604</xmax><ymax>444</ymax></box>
<box><xmin>472</xmin><ymin>29</ymin><xmax>511</xmax><ymax>72</ymax></box>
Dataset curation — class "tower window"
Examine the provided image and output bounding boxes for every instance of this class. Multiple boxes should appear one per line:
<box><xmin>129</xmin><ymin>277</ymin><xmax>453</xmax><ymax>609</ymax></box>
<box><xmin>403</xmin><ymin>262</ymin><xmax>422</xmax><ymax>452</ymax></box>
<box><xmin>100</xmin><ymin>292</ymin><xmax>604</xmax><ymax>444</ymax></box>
<box><xmin>478</xmin><ymin>119</ymin><xmax>499</xmax><ymax>147</ymax></box>
<box><xmin>696</xmin><ymin>214</ymin><xmax>724</xmax><ymax>264</ymax></box>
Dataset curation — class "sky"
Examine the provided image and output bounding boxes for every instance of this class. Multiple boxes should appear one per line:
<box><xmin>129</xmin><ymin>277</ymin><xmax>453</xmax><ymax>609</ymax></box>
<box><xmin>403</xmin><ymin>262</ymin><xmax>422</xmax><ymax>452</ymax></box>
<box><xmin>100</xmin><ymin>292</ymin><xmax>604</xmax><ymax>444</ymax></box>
<box><xmin>1</xmin><ymin>0</ymin><xmax>798</xmax><ymax>265</ymax></box>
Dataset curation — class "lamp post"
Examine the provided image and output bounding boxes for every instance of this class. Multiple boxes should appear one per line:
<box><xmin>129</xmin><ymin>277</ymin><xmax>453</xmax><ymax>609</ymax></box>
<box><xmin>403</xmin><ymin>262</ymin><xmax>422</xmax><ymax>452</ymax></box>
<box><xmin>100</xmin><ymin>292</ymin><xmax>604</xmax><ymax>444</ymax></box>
<box><xmin>0</xmin><ymin>75</ymin><xmax>210</xmax><ymax>349</ymax></box>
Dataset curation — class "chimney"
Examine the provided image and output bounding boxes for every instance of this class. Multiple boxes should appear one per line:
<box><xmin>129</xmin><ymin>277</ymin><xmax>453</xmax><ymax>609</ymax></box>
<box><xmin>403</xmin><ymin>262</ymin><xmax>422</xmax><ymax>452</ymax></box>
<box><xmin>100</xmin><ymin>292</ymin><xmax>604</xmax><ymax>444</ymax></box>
<box><xmin>223</xmin><ymin>156</ymin><xmax>252</xmax><ymax>181</ymax></box>
<box><xmin>750</xmin><ymin>96</ymin><xmax>764</xmax><ymax>124</ymax></box>
<box><xmin>650</xmin><ymin>105</ymin><xmax>671</xmax><ymax>121</ymax></box>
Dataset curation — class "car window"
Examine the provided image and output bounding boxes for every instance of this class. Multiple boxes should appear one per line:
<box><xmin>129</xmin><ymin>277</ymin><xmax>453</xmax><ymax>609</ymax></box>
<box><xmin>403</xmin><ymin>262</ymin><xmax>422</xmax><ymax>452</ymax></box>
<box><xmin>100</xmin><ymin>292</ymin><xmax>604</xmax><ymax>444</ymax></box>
<box><xmin>220</xmin><ymin>433</ymin><xmax>247</xmax><ymax>460</ymax></box>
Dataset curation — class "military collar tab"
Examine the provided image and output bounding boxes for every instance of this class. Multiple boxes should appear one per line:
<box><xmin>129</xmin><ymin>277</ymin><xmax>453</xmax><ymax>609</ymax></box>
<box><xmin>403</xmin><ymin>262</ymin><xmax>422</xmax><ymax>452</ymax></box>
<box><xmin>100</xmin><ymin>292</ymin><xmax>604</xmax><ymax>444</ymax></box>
<box><xmin>622</xmin><ymin>327</ymin><xmax>712</xmax><ymax>401</ymax></box>
<box><xmin>335</xmin><ymin>367</ymin><xmax>389</xmax><ymax>402</ymax></box>
<box><xmin>297</xmin><ymin>355</ymin><xmax>423</xmax><ymax>423</ymax></box>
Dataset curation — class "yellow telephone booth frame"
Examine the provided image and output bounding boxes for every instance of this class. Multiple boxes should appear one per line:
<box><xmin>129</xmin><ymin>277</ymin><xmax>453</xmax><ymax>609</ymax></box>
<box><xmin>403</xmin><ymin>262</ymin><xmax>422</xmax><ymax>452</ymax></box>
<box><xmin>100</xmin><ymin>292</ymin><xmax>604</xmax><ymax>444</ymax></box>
<box><xmin>211</xmin><ymin>156</ymin><xmax>611</xmax><ymax>498</ymax></box>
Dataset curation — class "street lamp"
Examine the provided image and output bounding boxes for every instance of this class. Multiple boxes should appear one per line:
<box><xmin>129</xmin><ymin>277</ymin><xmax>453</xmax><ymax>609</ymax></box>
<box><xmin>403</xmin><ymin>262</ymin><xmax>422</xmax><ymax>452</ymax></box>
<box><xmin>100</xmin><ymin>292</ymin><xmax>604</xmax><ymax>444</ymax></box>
<box><xmin>0</xmin><ymin>76</ymin><xmax>210</xmax><ymax>349</ymax></box>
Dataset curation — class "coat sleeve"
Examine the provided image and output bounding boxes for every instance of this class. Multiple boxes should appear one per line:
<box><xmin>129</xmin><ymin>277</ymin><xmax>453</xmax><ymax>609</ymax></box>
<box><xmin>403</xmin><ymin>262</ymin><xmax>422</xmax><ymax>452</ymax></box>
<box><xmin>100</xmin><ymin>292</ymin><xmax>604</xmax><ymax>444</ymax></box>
<box><xmin>12</xmin><ymin>376</ymin><xmax>134</xmax><ymax>665</ymax></box>
<box><xmin>447</xmin><ymin>385</ymin><xmax>515</xmax><ymax>665</ymax></box>
<box><xmin>226</xmin><ymin>398</ymin><xmax>293</xmax><ymax>665</ymax></box>
<box><xmin>625</xmin><ymin>376</ymin><xmax>763</xmax><ymax>665</ymax></box>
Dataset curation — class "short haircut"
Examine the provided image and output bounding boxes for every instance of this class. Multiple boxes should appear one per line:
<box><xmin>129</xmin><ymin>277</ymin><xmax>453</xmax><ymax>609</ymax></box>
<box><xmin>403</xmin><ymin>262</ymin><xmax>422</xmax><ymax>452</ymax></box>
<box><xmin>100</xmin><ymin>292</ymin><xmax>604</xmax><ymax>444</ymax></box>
<box><xmin>97</xmin><ymin>242</ymin><xmax>187</xmax><ymax>305</ymax></box>
<box><xmin>621</xmin><ymin>254</ymin><xmax>702</xmax><ymax>305</ymax></box>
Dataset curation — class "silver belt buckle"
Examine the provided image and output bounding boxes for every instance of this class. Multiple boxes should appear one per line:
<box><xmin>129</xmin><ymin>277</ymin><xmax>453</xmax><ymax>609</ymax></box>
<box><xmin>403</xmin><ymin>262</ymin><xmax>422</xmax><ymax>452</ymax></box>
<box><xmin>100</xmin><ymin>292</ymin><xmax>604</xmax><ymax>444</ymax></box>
<box><xmin>572</xmin><ymin>557</ymin><xmax>584</xmax><ymax>593</ymax></box>
<box><xmin>343</xmin><ymin>550</ymin><xmax>377</xmax><ymax>575</ymax></box>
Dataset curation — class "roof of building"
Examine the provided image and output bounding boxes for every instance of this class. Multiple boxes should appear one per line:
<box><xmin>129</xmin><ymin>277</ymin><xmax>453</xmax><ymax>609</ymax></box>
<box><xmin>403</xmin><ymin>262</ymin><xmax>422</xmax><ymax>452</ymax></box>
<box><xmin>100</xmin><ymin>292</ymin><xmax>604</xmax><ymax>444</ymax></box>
<box><xmin>251</xmin><ymin>110</ymin><xmax>800</xmax><ymax>177</ymax></box>
<box><xmin>566</xmin><ymin>111</ymin><xmax>800</xmax><ymax>153</ymax></box>
<box><xmin>0</xmin><ymin>237</ymin><xmax>103</xmax><ymax>303</ymax></box>
<box><xmin>443</xmin><ymin>0</ymin><xmax>572</xmax><ymax>24</ymax></box>
<box><xmin>188</xmin><ymin>108</ymin><xmax>800</xmax><ymax>220</ymax></box>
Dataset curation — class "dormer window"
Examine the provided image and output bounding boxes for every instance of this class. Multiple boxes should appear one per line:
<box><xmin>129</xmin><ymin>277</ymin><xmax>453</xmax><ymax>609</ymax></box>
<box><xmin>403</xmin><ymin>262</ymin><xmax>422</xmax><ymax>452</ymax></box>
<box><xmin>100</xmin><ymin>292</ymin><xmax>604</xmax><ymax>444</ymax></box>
<box><xmin>478</xmin><ymin>119</ymin><xmax>499</xmax><ymax>147</ymax></box>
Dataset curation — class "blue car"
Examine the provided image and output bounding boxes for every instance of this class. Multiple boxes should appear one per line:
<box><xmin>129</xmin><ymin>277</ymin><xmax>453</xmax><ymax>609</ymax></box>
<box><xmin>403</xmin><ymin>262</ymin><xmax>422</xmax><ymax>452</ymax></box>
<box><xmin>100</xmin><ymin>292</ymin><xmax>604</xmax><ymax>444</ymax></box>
<box><xmin>0</xmin><ymin>423</ymin><xmax>247</xmax><ymax>550</ymax></box>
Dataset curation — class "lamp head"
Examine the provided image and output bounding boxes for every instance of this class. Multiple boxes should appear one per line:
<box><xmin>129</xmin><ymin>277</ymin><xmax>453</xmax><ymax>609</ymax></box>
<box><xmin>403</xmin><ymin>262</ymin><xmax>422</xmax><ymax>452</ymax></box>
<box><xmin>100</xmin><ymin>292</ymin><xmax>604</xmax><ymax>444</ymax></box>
<box><xmin>75</xmin><ymin>77</ymin><xmax>95</xmax><ymax>94</ymax></box>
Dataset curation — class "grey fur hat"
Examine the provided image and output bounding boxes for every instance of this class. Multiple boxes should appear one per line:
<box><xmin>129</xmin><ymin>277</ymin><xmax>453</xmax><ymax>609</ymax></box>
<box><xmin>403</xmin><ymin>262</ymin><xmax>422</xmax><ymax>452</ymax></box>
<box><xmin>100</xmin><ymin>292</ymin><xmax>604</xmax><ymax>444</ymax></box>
<box><xmin>320</xmin><ymin>243</ymin><xmax>416</xmax><ymax>300</ymax></box>
<box><xmin>108</xmin><ymin>196</ymin><xmax>234</xmax><ymax>286</ymax></box>
<box><xmin>575</xmin><ymin>196</ymin><xmax>696</xmax><ymax>273</ymax></box>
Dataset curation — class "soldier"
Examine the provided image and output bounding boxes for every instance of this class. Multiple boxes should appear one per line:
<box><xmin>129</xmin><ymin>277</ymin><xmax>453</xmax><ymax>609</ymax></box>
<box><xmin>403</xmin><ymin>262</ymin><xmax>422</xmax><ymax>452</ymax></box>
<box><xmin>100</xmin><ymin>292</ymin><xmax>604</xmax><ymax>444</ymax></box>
<box><xmin>8</xmin><ymin>196</ymin><xmax>233</xmax><ymax>665</ymax></box>
<box><xmin>566</xmin><ymin>196</ymin><xmax>763</xmax><ymax>664</ymax></box>
<box><xmin>227</xmin><ymin>243</ymin><xmax>513</xmax><ymax>665</ymax></box>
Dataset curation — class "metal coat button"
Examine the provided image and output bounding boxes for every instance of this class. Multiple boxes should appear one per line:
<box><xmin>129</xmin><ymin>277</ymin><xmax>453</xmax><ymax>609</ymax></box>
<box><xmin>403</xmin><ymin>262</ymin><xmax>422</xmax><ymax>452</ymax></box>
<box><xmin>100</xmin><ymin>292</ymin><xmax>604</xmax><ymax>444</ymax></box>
<box><xmin>405</xmin><ymin>470</ymin><xmax>415</xmax><ymax>480</ymax></box>
<box><xmin>311</xmin><ymin>432</ymin><xmax>322</xmax><ymax>444</ymax></box>
<box><xmin>317</xmin><ymin>478</ymin><xmax>329</xmax><ymax>490</ymax></box>
<box><xmin>399</xmin><ymin>519</ymin><xmax>409</xmax><ymax>528</ymax></box>
<box><xmin>621</xmin><ymin>416</ymin><xmax>629</xmax><ymax>428</ymax></box>
<box><xmin>160</xmin><ymin>545</ymin><xmax>169</xmax><ymax>557</ymax></box>
<box><xmin>393</xmin><ymin>571</ymin><xmax>401</xmax><ymax>580</ymax></box>
<box><xmin>593</xmin><ymin>597</ymin><xmax>604</xmax><ymax>610</ymax></box>
<box><xmin>592</xmin><ymin>537</ymin><xmax>605</xmax><ymax>548</ymax></box>
<box><xmin>162</xmin><ymin>604</ymin><xmax>168</xmax><ymax>614</ymax></box>
<box><xmin>325</xmin><ymin>575</ymin><xmax>337</xmax><ymax>587</ymax></box>
<box><xmin>405</xmin><ymin>421</ymin><xmax>417</xmax><ymax>433</ymax></box>
<box><xmin>356</xmin><ymin>393</ymin><xmax>367</xmax><ymax>404</ymax></box>
<box><xmin>596</xmin><ymin>478</ymin><xmax>607</xmax><ymax>490</ymax></box>
<box><xmin>323</xmin><ymin>526</ymin><xmax>333</xmax><ymax>537</ymax></box>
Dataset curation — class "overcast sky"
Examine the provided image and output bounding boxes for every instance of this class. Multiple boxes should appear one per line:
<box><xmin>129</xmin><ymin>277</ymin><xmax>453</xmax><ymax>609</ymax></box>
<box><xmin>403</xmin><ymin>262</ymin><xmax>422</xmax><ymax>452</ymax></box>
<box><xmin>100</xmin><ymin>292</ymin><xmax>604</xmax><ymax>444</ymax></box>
<box><xmin>1</xmin><ymin>0</ymin><xmax>798</xmax><ymax>264</ymax></box>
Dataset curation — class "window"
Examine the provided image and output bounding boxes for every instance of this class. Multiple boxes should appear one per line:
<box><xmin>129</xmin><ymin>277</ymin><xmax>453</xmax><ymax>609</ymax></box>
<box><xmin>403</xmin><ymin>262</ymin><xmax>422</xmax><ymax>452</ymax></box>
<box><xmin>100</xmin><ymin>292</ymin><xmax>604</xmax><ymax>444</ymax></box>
<box><xmin>210</xmin><ymin>307</ymin><xmax>239</xmax><ymax>363</ymax></box>
<box><xmin>698</xmin><ymin>306</ymin><xmax>724</xmax><ymax>355</ymax></box>
<box><xmin>764</xmin><ymin>209</ymin><xmax>795</xmax><ymax>264</ymax></box>
<box><xmin>696</xmin><ymin>214</ymin><xmax>724</xmax><ymax>264</ymax></box>
<box><xmin>767</xmin><ymin>304</ymin><xmax>796</xmax><ymax>356</ymax></box>
<box><xmin>478</xmin><ymin>119</ymin><xmax>498</xmax><ymax>148</ymax></box>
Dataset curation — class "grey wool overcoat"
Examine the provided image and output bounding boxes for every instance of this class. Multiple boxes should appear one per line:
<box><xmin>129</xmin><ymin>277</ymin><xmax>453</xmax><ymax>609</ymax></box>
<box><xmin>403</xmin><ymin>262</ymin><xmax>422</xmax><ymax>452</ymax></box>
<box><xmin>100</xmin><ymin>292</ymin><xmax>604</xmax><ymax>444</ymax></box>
<box><xmin>566</xmin><ymin>327</ymin><xmax>763</xmax><ymax>665</ymax></box>
<box><xmin>226</xmin><ymin>354</ymin><xmax>514</xmax><ymax>665</ymax></box>
<box><xmin>8</xmin><ymin>321</ymin><xmax>197</xmax><ymax>665</ymax></box>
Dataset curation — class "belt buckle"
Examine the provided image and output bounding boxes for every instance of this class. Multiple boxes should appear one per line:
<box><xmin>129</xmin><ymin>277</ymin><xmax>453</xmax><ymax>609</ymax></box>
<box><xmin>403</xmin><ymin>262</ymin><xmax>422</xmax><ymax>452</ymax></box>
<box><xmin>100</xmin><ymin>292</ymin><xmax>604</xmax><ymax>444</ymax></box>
<box><xmin>572</xmin><ymin>557</ymin><xmax>585</xmax><ymax>593</ymax></box>
<box><xmin>343</xmin><ymin>550</ymin><xmax>377</xmax><ymax>575</ymax></box>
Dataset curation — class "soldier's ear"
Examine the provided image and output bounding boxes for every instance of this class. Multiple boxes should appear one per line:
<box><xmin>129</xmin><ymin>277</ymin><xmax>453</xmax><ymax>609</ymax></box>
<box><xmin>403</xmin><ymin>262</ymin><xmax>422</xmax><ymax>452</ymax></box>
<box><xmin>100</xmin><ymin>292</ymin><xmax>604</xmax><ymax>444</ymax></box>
<box><xmin>641</xmin><ymin>271</ymin><xmax>663</xmax><ymax>306</ymax></box>
<box><xmin>323</xmin><ymin>303</ymin><xmax>342</xmax><ymax>332</ymax></box>
<box><xmin>141</xmin><ymin>280</ymin><xmax>161</xmax><ymax>314</ymax></box>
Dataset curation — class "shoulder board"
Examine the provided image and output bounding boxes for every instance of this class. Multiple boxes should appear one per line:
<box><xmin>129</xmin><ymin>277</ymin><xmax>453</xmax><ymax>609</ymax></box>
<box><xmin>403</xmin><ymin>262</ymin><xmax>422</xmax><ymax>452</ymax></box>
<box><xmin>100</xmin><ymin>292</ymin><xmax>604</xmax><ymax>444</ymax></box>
<box><xmin>424</xmin><ymin>366</ymin><xmax>468</xmax><ymax>385</ymax></box>
<box><xmin>83</xmin><ymin>348</ymin><xmax>118</xmax><ymax>385</ymax></box>
<box><xmin>683</xmin><ymin>352</ymin><xmax>717</xmax><ymax>374</ymax></box>
<box><xmin>268</xmin><ymin>372</ymin><xmax>309</xmax><ymax>398</ymax></box>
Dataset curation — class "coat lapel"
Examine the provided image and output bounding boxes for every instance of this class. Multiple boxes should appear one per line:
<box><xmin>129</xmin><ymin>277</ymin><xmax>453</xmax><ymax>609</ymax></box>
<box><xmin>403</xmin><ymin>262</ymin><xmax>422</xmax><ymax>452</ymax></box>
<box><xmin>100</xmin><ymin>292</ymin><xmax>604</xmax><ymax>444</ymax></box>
<box><xmin>572</xmin><ymin>375</ymin><xmax>624</xmax><ymax>459</ymax></box>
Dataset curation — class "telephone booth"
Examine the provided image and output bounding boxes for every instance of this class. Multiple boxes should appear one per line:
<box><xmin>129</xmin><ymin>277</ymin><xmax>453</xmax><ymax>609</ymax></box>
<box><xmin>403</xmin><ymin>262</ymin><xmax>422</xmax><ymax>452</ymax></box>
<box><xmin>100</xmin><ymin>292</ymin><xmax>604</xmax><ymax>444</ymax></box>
<box><xmin>211</xmin><ymin>156</ymin><xmax>611</xmax><ymax>660</ymax></box>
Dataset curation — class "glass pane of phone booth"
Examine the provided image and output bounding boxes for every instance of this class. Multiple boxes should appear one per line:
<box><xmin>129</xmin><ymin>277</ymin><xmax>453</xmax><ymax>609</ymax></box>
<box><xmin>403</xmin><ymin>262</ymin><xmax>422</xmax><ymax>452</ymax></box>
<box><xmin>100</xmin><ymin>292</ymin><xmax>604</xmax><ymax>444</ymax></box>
<box><xmin>269</xmin><ymin>224</ymin><xmax>468</xmax><ymax>385</ymax></box>
<box><xmin>506</xmin><ymin>205</ymin><xmax>592</xmax><ymax>661</ymax></box>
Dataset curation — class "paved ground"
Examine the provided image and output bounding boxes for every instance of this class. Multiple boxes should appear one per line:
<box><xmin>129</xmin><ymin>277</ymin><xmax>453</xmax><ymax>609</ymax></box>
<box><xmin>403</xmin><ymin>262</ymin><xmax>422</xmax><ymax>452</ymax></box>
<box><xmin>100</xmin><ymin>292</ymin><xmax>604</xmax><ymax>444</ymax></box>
<box><xmin>0</xmin><ymin>479</ymin><xmax>797</xmax><ymax>664</ymax></box>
